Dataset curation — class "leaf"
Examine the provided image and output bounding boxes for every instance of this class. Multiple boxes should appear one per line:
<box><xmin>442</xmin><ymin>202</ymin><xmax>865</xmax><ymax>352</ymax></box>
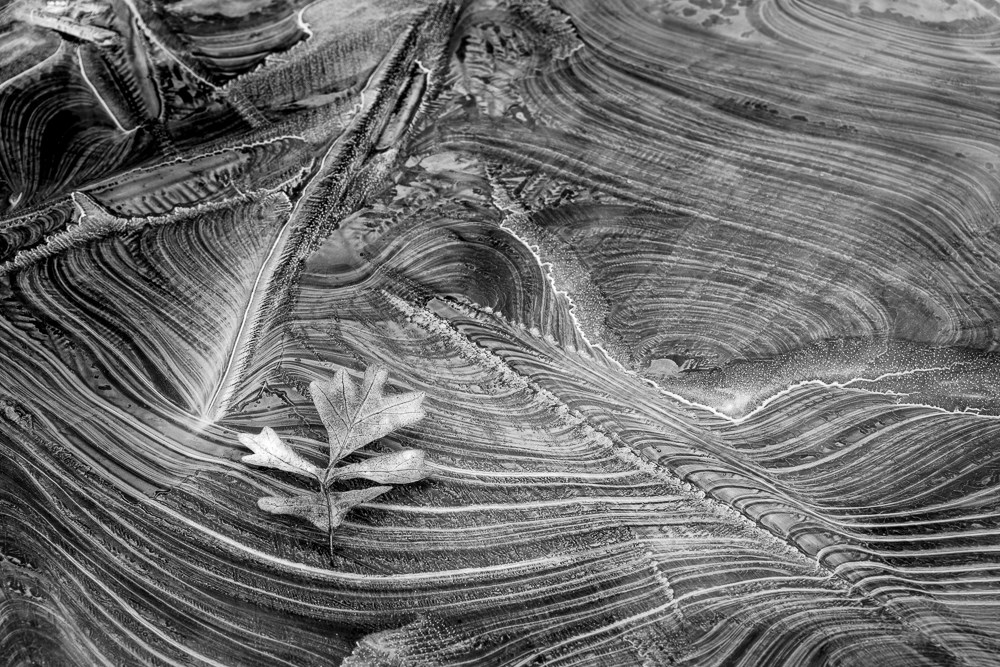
<box><xmin>243</xmin><ymin>366</ymin><xmax>427</xmax><ymax>558</ymax></box>
<box><xmin>329</xmin><ymin>486</ymin><xmax>394</xmax><ymax>527</ymax></box>
<box><xmin>328</xmin><ymin>449</ymin><xmax>429</xmax><ymax>485</ymax></box>
<box><xmin>258</xmin><ymin>493</ymin><xmax>330</xmax><ymax>531</ymax></box>
<box><xmin>257</xmin><ymin>486</ymin><xmax>393</xmax><ymax>532</ymax></box>
<box><xmin>238</xmin><ymin>427</ymin><xmax>321</xmax><ymax>480</ymax></box>
<box><xmin>311</xmin><ymin>365</ymin><xmax>426</xmax><ymax>464</ymax></box>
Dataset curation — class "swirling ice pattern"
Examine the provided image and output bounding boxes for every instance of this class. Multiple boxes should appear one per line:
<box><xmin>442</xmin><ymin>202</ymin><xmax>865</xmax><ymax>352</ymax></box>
<box><xmin>3</xmin><ymin>0</ymin><xmax>1000</xmax><ymax>665</ymax></box>
<box><xmin>441</xmin><ymin>0</ymin><xmax>1000</xmax><ymax>367</ymax></box>
<box><xmin>0</xmin><ymin>45</ymin><xmax>148</xmax><ymax>215</ymax></box>
<box><xmin>9</xmin><ymin>195</ymin><xmax>289</xmax><ymax>414</ymax></box>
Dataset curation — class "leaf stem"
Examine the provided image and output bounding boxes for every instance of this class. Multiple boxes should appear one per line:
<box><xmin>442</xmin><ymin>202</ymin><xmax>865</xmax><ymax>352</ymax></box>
<box><xmin>326</xmin><ymin>490</ymin><xmax>335</xmax><ymax>560</ymax></box>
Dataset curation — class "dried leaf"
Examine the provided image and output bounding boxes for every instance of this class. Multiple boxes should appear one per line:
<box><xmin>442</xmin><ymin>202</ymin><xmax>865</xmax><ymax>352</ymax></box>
<box><xmin>239</xmin><ymin>427</ymin><xmax>321</xmax><ymax>480</ymax></box>
<box><xmin>330</xmin><ymin>486</ymin><xmax>394</xmax><ymax>518</ymax></box>
<box><xmin>258</xmin><ymin>486</ymin><xmax>393</xmax><ymax>533</ymax></box>
<box><xmin>244</xmin><ymin>366</ymin><xmax>427</xmax><ymax>557</ymax></box>
<box><xmin>328</xmin><ymin>449</ymin><xmax>429</xmax><ymax>485</ymax></box>
<box><xmin>258</xmin><ymin>493</ymin><xmax>330</xmax><ymax>531</ymax></box>
<box><xmin>311</xmin><ymin>365</ymin><xmax>425</xmax><ymax>463</ymax></box>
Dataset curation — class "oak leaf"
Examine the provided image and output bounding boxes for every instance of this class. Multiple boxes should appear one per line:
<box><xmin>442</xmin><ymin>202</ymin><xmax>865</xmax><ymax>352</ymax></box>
<box><xmin>328</xmin><ymin>449</ymin><xmax>428</xmax><ymax>484</ymax></box>
<box><xmin>312</xmin><ymin>365</ymin><xmax>426</xmax><ymax>464</ymax></box>
<box><xmin>257</xmin><ymin>492</ymin><xmax>330</xmax><ymax>531</ymax></box>
<box><xmin>238</xmin><ymin>364</ymin><xmax>429</xmax><ymax>562</ymax></box>
<box><xmin>258</xmin><ymin>486</ymin><xmax>392</xmax><ymax>532</ymax></box>
<box><xmin>238</xmin><ymin>427</ymin><xmax>321</xmax><ymax>480</ymax></box>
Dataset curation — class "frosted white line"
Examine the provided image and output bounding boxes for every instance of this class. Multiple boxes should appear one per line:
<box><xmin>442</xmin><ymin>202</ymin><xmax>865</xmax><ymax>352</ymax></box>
<box><xmin>120</xmin><ymin>0</ymin><xmax>216</xmax><ymax>88</ymax></box>
<box><xmin>76</xmin><ymin>46</ymin><xmax>133</xmax><ymax>134</ymax></box>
